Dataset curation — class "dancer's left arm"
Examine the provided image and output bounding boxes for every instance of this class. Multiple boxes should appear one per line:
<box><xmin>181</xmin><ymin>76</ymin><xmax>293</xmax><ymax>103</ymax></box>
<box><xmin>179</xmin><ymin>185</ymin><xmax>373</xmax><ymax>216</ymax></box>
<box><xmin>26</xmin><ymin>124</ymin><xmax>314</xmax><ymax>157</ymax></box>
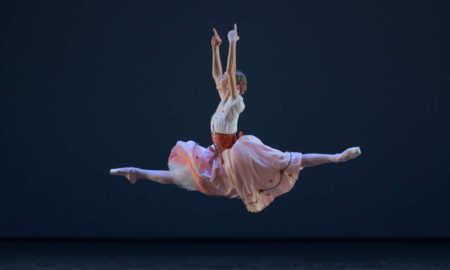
<box><xmin>226</xmin><ymin>24</ymin><xmax>239</xmax><ymax>100</ymax></box>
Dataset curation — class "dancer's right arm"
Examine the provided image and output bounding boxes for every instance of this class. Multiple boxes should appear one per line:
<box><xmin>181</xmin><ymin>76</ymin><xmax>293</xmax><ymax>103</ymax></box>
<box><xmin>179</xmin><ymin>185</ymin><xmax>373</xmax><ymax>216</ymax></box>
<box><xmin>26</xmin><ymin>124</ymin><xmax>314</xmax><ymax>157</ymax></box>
<box><xmin>211</xmin><ymin>28</ymin><xmax>224</xmax><ymax>98</ymax></box>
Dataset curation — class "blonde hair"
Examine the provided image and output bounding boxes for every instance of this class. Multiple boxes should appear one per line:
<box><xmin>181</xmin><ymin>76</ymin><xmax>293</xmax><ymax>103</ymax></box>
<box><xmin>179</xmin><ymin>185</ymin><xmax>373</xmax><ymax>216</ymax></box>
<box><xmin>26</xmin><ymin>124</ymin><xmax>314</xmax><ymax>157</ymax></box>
<box><xmin>236</xmin><ymin>70</ymin><xmax>247</xmax><ymax>95</ymax></box>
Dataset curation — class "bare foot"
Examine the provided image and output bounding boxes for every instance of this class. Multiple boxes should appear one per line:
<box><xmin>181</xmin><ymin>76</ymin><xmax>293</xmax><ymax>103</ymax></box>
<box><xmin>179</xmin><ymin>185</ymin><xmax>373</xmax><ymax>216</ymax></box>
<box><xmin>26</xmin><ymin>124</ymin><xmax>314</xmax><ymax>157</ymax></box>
<box><xmin>110</xmin><ymin>167</ymin><xmax>140</xmax><ymax>184</ymax></box>
<box><xmin>329</xmin><ymin>146</ymin><xmax>361</xmax><ymax>163</ymax></box>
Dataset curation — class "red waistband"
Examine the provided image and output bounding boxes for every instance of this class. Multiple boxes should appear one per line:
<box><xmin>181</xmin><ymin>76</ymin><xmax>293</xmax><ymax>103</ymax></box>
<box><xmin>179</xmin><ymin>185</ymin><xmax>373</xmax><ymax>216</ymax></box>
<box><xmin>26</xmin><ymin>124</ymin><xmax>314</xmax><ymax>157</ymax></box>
<box><xmin>210</xmin><ymin>130</ymin><xmax>244</xmax><ymax>164</ymax></box>
<box><xmin>212</xmin><ymin>133</ymin><xmax>237</xmax><ymax>151</ymax></box>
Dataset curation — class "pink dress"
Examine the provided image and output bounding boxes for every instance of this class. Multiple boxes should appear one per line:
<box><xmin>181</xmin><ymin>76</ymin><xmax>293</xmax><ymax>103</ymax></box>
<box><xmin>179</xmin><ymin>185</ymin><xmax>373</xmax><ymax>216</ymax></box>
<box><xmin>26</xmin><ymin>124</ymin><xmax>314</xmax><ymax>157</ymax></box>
<box><xmin>167</xmin><ymin>95</ymin><xmax>304</xmax><ymax>213</ymax></box>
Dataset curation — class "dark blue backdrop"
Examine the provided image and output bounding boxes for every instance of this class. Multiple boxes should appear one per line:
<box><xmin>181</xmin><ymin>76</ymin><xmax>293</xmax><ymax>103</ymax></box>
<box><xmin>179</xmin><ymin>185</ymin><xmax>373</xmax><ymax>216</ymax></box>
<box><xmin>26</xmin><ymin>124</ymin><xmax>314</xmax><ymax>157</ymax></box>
<box><xmin>1</xmin><ymin>0</ymin><xmax>449</xmax><ymax>239</ymax></box>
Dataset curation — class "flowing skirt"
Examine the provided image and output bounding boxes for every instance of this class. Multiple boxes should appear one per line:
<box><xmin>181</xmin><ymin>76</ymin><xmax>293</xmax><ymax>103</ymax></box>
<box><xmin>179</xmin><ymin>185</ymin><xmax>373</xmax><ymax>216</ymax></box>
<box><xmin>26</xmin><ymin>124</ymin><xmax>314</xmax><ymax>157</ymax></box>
<box><xmin>167</xmin><ymin>134</ymin><xmax>303</xmax><ymax>213</ymax></box>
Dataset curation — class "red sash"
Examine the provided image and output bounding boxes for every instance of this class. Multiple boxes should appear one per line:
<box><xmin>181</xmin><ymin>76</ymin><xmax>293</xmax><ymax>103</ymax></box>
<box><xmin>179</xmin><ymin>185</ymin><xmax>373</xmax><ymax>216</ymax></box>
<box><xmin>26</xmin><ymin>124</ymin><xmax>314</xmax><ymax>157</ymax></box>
<box><xmin>209</xmin><ymin>126</ymin><xmax>243</xmax><ymax>164</ymax></box>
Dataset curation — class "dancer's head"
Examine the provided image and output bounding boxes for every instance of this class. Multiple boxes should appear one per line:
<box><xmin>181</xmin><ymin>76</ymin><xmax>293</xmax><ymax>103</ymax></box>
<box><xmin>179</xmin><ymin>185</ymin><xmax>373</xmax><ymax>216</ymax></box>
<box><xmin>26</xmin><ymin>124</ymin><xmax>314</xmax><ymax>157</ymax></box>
<box><xmin>221</xmin><ymin>70</ymin><xmax>247</xmax><ymax>95</ymax></box>
<box><xmin>236</xmin><ymin>70</ymin><xmax>247</xmax><ymax>95</ymax></box>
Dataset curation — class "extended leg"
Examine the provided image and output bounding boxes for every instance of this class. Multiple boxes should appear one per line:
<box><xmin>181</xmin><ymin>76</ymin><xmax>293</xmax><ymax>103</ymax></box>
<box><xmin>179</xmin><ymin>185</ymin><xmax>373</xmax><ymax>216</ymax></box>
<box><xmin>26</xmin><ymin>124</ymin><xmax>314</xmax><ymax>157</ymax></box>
<box><xmin>110</xmin><ymin>167</ymin><xmax>173</xmax><ymax>185</ymax></box>
<box><xmin>302</xmin><ymin>146</ymin><xmax>361</xmax><ymax>168</ymax></box>
<box><xmin>301</xmin><ymin>153</ymin><xmax>332</xmax><ymax>168</ymax></box>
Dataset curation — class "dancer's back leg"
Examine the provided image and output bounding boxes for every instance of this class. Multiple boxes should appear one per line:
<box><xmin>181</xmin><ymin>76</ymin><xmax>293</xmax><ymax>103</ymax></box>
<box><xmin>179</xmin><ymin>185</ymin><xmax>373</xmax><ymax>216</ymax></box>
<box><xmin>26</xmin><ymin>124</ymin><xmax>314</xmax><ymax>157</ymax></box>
<box><xmin>110</xmin><ymin>167</ymin><xmax>173</xmax><ymax>185</ymax></box>
<box><xmin>301</xmin><ymin>146</ymin><xmax>361</xmax><ymax>168</ymax></box>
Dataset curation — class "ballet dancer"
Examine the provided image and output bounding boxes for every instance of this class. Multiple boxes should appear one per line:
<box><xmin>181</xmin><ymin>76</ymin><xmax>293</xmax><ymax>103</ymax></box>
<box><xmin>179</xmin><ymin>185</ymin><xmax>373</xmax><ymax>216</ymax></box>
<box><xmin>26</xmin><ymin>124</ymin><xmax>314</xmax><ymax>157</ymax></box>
<box><xmin>110</xmin><ymin>24</ymin><xmax>361</xmax><ymax>213</ymax></box>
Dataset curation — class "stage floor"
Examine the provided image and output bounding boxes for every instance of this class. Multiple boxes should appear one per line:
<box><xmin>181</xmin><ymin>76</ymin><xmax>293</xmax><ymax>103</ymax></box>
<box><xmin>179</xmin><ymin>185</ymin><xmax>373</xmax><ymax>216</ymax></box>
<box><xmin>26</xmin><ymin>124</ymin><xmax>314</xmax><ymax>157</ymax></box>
<box><xmin>1</xmin><ymin>239</ymin><xmax>449</xmax><ymax>269</ymax></box>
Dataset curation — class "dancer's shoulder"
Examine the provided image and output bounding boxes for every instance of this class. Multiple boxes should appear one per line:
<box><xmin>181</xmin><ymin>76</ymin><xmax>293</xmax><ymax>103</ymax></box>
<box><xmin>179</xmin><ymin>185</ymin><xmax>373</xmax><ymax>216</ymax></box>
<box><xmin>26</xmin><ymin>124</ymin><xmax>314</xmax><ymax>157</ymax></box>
<box><xmin>230</xmin><ymin>94</ymin><xmax>244</xmax><ymax>103</ymax></box>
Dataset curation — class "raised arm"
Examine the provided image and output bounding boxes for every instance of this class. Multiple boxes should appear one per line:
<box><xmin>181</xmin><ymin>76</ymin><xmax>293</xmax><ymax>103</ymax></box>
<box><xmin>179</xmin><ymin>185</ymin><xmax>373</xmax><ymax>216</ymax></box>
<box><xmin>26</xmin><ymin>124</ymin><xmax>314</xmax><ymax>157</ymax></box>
<box><xmin>226</xmin><ymin>24</ymin><xmax>239</xmax><ymax>100</ymax></box>
<box><xmin>211</xmin><ymin>28</ymin><xmax>224</xmax><ymax>98</ymax></box>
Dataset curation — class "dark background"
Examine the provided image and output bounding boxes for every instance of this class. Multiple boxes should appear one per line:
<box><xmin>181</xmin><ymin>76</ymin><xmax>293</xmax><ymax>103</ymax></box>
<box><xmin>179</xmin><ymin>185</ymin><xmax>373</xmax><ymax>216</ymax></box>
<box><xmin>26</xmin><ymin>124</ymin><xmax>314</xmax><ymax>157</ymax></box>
<box><xmin>1</xmin><ymin>0</ymin><xmax>449</xmax><ymax>239</ymax></box>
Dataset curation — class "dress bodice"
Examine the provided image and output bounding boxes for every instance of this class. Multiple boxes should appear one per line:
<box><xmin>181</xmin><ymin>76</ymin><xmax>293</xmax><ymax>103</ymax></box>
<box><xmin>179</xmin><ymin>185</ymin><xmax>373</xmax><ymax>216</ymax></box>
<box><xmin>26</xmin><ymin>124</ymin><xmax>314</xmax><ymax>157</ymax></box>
<box><xmin>210</xmin><ymin>95</ymin><xmax>245</xmax><ymax>134</ymax></box>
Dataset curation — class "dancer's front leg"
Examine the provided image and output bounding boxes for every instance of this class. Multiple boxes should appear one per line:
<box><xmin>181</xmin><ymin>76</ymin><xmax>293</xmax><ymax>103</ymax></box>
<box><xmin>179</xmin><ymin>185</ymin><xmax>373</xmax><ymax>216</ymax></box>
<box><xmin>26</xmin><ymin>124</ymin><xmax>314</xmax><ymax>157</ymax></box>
<box><xmin>301</xmin><ymin>146</ymin><xmax>361</xmax><ymax>168</ymax></box>
<box><xmin>110</xmin><ymin>167</ymin><xmax>173</xmax><ymax>185</ymax></box>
